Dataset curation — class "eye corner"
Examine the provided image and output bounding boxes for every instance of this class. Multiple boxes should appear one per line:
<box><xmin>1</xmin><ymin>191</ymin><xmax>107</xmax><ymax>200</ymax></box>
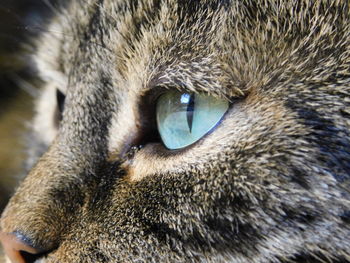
<box><xmin>55</xmin><ymin>88</ymin><xmax>66</xmax><ymax>125</ymax></box>
<box><xmin>56</xmin><ymin>89</ymin><xmax>66</xmax><ymax>113</ymax></box>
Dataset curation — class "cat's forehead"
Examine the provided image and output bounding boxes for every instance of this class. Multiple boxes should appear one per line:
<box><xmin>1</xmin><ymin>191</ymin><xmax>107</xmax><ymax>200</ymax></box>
<box><xmin>36</xmin><ymin>0</ymin><xmax>347</xmax><ymax>100</ymax></box>
<box><xmin>37</xmin><ymin>0</ymin><xmax>268</xmax><ymax>99</ymax></box>
<box><xmin>52</xmin><ymin>2</ymin><xmax>222</xmax><ymax>86</ymax></box>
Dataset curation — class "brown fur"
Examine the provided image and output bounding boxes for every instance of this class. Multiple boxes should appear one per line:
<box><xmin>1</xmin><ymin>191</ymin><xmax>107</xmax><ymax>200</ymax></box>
<box><xmin>1</xmin><ymin>0</ymin><xmax>350</xmax><ymax>262</ymax></box>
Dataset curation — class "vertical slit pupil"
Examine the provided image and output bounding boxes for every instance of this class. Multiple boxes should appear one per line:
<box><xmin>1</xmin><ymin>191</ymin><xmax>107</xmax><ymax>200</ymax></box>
<box><xmin>186</xmin><ymin>94</ymin><xmax>195</xmax><ymax>133</ymax></box>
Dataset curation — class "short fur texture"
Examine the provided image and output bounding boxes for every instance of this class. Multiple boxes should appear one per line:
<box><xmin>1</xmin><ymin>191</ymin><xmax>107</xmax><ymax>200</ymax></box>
<box><xmin>1</xmin><ymin>0</ymin><xmax>350</xmax><ymax>262</ymax></box>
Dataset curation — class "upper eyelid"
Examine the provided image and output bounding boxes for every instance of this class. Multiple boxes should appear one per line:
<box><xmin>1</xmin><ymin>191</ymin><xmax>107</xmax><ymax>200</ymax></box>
<box><xmin>143</xmin><ymin>85</ymin><xmax>201</xmax><ymax>106</ymax></box>
<box><xmin>144</xmin><ymin>84</ymin><xmax>237</xmax><ymax>106</ymax></box>
<box><xmin>55</xmin><ymin>85</ymin><xmax>236</xmax><ymax>106</ymax></box>
<box><xmin>143</xmin><ymin>85</ymin><xmax>170</xmax><ymax>105</ymax></box>
<box><xmin>145</xmin><ymin>72</ymin><xmax>229</xmax><ymax>100</ymax></box>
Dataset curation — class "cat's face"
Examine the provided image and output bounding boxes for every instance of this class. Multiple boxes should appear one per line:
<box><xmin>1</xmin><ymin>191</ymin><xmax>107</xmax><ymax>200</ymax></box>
<box><xmin>1</xmin><ymin>1</ymin><xmax>350</xmax><ymax>262</ymax></box>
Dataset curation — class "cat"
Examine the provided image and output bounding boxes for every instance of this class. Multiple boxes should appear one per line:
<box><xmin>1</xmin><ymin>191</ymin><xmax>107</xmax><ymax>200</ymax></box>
<box><xmin>0</xmin><ymin>0</ymin><xmax>349</xmax><ymax>262</ymax></box>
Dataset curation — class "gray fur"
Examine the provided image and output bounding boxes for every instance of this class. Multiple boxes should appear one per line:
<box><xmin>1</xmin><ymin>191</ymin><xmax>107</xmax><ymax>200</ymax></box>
<box><xmin>1</xmin><ymin>0</ymin><xmax>350</xmax><ymax>262</ymax></box>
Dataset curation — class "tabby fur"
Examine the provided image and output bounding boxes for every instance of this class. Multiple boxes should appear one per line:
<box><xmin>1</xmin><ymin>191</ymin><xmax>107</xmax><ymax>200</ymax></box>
<box><xmin>1</xmin><ymin>0</ymin><xmax>350</xmax><ymax>262</ymax></box>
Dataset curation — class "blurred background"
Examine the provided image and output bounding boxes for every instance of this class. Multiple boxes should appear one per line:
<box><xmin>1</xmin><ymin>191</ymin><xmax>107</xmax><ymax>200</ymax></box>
<box><xmin>0</xmin><ymin>0</ymin><xmax>56</xmax><ymax>213</ymax></box>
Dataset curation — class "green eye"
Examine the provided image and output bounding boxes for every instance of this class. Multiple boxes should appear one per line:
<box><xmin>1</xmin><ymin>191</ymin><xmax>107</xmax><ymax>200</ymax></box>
<box><xmin>156</xmin><ymin>91</ymin><xmax>229</xmax><ymax>150</ymax></box>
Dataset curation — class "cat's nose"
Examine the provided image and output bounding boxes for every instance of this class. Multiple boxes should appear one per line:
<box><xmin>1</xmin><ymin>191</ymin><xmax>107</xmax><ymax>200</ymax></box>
<box><xmin>0</xmin><ymin>231</ymin><xmax>43</xmax><ymax>263</ymax></box>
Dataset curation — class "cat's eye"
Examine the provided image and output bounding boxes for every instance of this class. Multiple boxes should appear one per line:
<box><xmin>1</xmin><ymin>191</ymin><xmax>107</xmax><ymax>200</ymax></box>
<box><xmin>156</xmin><ymin>91</ymin><xmax>229</xmax><ymax>150</ymax></box>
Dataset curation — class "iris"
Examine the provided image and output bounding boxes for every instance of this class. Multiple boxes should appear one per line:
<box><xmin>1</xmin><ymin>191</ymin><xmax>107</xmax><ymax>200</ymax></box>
<box><xmin>156</xmin><ymin>91</ymin><xmax>229</xmax><ymax>150</ymax></box>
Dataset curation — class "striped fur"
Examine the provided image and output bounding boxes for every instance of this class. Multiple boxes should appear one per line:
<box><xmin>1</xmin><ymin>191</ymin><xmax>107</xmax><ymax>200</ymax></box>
<box><xmin>1</xmin><ymin>0</ymin><xmax>350</xmax><ymax>262</ymax></box>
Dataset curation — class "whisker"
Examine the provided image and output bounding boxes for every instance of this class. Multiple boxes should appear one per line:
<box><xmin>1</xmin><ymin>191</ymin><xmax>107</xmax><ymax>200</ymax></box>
<box><xmin>8</xmin><ymin>73</ymin><xmax>40</xmax><ymax>99</ymax></box>
<box><xmin>4</xmin><ymin>25</ymin><xmax>114</xmax><ymax>55</ymax></box>
<box><xmin>40</xmin><ymin>0</ymin><xmax>115</xmax><ymax>53</ymax></box>
<box><xmin>1</xmin><ymin>1</ymin><xmax>115</xmax><ymax>55</ymax></box>
<box><xmin>0</xmin><ymin>23</ymin><xmax>71</xmax><ymax>38</ymax></box>
<box><xmin>40</xmin><ymin>0</ymin><xmax>64</xmax><ymax>18</ymax></box>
